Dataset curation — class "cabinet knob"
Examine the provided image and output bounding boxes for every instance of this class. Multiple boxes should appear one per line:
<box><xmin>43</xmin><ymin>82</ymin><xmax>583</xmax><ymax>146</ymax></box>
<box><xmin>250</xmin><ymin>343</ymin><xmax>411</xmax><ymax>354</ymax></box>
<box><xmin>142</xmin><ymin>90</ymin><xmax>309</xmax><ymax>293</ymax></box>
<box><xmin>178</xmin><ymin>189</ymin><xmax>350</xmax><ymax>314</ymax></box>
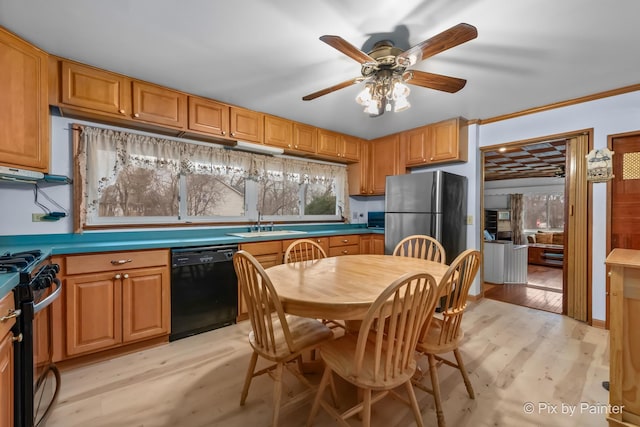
<box><xmin>294</xmin><ymin>145</ymin><xmax>298</xmax><ymax>148</ymax></box>
<box><xmin>230</xmin><ymin>132</ymin><xmax>235</xmax><ymax>137</ymax></box>
<box><xmin>134</xmin><ymin>113</ymin><xmax>140</xmax><ymax>118</ymax></box>
<box><xmin>369</xmin><ymin>190</ymin><xmax>373</xmax><ymax>194</ymax></box>
<box><xmin>607</xmin><ymin>271</ymin><xmax>612</xmax><ymax>277</ymax></box>
<box><xmin>123</xmin><ymin>273</ymin><xmax>129</xmax><ymax>279</ymax></box>
<box><xmin>115</xmin><ymin>274</ymin><xmax>121</xmax><ymax>279</ymax></box>
<box><xmin>342</xmin><ymin>250</ymin><xmax>348</xmax><ymax>254</ymax></box>
<box><xmin>430</xmin><ymin>157</ymin><xmax>434</xmax><ymax>161</ymax></box>
<box><xmin>119</xmin><ymin>109</ymin><xmax>126</xmax><ymax>114</ymax></box>
<box><xmin>12</xmin><ymin>333</ymin><xmax>23</xmax><ymax>343</ymax></box>
<box><xmin>288</xmin><ymin>144</ymin><xmax>292</xmax><ymax>148</ymax></box>
<box><xmin>342</xmin><ymin>239</ymin><xmax>348</xmax><ymax>243</ymax></box>
<box><xmin>316</xmin><ymin>239</ymin><xmax>321</xmax><ymax>243</ymax></box>
<box><xmin>337</xmin><ymin>153</ymin><xmax>341</xmax><ymax>157</ymax></box>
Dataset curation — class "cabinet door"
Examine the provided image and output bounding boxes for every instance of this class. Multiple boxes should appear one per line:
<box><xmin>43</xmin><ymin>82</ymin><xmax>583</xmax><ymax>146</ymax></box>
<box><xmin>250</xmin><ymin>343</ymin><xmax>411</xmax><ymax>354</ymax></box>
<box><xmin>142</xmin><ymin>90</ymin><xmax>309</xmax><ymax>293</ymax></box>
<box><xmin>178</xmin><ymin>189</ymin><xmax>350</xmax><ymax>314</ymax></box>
<box><xmin>428</xmin><ymin>119</ymin><xmax>458</xmax><ymax>162</ymax></box>
<box><xmin>372</xmin><ymin>235</ymin><xmax>385</xmax><ymax>254</ymax></box>
<box><xmin>370</xmin><ymin>134</ymin><xmax>400</xmax><ymax>195</ymax></box>
<box><xmin>403</xmin><ymin>126</ymin><xmax>429</xmax><ymax>166</ymax></box>
<box><xmin>61</xmin><ymin>61</ymin><xmax>129</xmax><ymax>117</ymax></box>
<box><xmin>264</xmin><ymin>115</ymin><xmax>293</xmax><ymax>149</ymax></box>
<box><xmin>230</xmin><ymin>107</ymin><xmax>263</xmax><ymax>143</ymax></box>
<box><xmin>341</xmin><ymin>135</ymin><xmax>361</xmax><ymax>162</ymax></box>
<box><xmin>132</xmin><ymin>81</ymin><xmax>187</xmax><ymax>129</ymax></box>
<box><xmin>347</xmin><ymin>141</ymin><xmax>371</xmax><ymax>195</ymax></box>
<box><xmin>122</xmin><ymin>266</ymin><xmax>170</xmax><ymax>343</ymax></box>
<box><xmin>359</xmin><ymin>235</ymin><xmax>372</xmax><ymax>254</ymax></box>
<box><xmin>238</xmin><ymin>241</ymin><xmax>282</xmax><ymax>319</ymax></box>
<box><xmin>0</xmin><ymin>331</ymin><xmax>13</xmax><ymax>427</ymax></box>
<box><xmin>292</xmin><ymin>122</ymin><xmax>317</xmax><ymax>154</ymax></box>
<box><xmin>316</xmin><ymin>129</ymin><xmax>341</xmax><ymax>158</ymax></box>
<box><xmin>187</xmin><ymin>96</ymin><xmax>230</xmax><ymax>138</ymax></box>
<box><xmin>0</xmin><ymin>28</ymin><xmax>49</xmax><ymax>172</ymax></box>
<box><xmin>65</xmin><ymin>272</ymin><xmax>122</xmax><ymax>356</ymax></box>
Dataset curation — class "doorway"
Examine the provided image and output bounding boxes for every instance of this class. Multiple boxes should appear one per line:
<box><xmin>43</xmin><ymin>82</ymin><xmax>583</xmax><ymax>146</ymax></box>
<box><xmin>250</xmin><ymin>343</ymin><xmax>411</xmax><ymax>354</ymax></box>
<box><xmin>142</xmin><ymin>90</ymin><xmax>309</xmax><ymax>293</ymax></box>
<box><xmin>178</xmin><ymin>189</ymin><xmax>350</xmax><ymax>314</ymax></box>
<box><xmin>480</xmin><ymin>130</ymin><xmax>592</xmax><ymax>322</ymax></box>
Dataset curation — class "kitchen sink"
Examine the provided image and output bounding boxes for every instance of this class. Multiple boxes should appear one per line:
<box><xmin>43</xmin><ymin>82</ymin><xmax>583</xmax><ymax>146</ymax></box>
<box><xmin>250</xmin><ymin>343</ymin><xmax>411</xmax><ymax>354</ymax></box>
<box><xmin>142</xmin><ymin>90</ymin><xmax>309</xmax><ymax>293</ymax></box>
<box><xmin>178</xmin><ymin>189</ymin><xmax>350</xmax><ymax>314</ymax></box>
<box><xmin>226</xmin><ymin>230</ymin><xmax>308</xmax><ymax>238</ymax></box>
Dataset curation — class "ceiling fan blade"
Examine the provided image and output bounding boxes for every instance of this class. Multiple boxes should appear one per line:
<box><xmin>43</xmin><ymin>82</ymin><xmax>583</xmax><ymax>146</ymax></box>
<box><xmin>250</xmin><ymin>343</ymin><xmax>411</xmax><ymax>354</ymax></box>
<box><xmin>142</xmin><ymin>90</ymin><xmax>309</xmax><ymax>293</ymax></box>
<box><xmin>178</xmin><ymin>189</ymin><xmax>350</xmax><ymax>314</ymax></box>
<box><xmin>404</xmin><ymin>70</ymin><xmax>467</xmax><ymax>93</ymax></box>
<box><xmin>302</xmin><ymin>78</ymin><xmax>361</xmax><ymax>101</ymax></box>
<box><xmin>397</xmin><ymin>23</ymin><xmax>478</xmax><ymax>66</ymax></box>
<box><xmin>319</xmin><ymin>35</ymin><xmax>376</xmax><ymax>64</ymax></box>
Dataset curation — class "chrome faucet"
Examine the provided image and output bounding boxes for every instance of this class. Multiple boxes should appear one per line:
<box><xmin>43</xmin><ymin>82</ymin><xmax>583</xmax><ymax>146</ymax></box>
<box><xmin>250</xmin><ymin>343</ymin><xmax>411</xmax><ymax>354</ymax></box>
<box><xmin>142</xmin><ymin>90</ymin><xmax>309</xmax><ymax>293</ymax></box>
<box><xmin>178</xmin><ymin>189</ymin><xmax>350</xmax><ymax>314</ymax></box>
<box><xmin>255</xmin><ymin>211</ymin><xmax>262</xmax><ymax>232</ymax></box>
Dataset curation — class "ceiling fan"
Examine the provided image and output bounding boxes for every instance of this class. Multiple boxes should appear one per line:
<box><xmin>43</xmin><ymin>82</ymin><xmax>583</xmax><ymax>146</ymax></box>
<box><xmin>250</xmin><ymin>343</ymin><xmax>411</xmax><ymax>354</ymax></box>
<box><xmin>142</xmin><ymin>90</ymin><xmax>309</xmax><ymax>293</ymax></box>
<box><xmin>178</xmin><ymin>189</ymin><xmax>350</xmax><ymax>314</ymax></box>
<box><xmin>302</xmin><ymin>23</ymin><xmax>478</xmax><ymax>116</ymax></box>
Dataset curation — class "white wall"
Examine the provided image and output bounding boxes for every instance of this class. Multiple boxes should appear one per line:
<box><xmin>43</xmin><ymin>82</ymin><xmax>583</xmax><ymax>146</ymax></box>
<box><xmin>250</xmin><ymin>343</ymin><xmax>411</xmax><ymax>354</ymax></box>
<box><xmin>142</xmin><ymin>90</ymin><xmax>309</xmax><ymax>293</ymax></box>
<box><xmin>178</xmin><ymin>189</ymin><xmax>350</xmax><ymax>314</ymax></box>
<box><xmin>478</xmin><ymin>89</ymin><xmax>640</xmax><ymax>322</ymax></box>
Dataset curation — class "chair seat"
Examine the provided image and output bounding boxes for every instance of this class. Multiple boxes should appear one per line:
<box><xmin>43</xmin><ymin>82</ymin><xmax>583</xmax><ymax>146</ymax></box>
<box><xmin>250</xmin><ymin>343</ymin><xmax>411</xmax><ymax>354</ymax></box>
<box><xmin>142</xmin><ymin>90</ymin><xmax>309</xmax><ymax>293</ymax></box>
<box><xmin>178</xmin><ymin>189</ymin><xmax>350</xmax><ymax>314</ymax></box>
<box><xmin>249</xmin><ymin>313</ymin><xmax>334</xmax><ymax>361</ymax></box>
<box><xmin>320</xmin><ymin>333</ymin><xmax>417</xmax><ymax>390</ymax></box>
<box><xmin>415</xmin><ymin>318</ymin><xmax>464</xmax><ymax>354</ymax></box>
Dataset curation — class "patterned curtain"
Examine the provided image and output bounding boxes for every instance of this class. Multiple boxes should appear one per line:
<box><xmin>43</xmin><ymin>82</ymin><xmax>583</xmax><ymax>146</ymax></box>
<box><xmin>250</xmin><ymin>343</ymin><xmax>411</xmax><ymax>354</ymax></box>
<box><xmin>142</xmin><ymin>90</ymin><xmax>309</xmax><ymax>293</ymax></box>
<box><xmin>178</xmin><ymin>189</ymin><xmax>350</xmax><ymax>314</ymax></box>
<box><xmin>510</xmin><ymin>193</ymin><xmax>524</xmax><ymax>244</ymax></box>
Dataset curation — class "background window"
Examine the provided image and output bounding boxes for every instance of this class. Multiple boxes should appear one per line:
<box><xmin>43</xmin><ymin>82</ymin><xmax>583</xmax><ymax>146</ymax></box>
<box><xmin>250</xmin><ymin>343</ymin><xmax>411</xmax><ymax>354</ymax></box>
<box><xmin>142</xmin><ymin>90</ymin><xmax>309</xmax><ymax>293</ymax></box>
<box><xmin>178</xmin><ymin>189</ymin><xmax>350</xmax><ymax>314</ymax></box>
<box><xmin>523</xmin><ymin>193</ymin><xmax>564</xmax><ymax>230</ymax></box>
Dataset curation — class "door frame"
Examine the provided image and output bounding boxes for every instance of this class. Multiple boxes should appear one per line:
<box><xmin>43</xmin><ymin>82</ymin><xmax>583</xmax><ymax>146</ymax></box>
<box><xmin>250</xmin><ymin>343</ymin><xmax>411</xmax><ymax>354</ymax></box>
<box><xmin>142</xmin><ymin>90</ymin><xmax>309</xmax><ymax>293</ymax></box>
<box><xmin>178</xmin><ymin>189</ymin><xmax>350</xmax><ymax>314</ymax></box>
<box><xmin>605</xmin><ymin>130</ymin><xmax>640</xmax><ymax>329</ymax></box>
<box><xmin>480</xmin><ymin>129</ymin><xmax>593</xmax><ymax>322</ymax></box>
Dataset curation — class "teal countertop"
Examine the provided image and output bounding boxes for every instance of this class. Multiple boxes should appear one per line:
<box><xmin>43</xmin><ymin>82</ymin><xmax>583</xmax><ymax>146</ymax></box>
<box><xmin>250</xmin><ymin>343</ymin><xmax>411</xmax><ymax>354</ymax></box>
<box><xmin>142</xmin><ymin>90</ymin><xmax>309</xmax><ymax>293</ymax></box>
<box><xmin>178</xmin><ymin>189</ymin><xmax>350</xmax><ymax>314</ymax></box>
<box><xmin>0</xmin><ymin>224</ymin><xmax>384</xmax><ymax>298</ymax></box>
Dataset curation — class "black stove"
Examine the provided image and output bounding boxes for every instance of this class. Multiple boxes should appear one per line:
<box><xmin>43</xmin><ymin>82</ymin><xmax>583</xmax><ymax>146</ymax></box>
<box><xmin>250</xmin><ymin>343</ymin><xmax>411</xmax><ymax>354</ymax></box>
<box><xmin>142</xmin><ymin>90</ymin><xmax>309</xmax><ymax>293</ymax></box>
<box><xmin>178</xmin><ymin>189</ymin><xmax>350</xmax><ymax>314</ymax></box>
<box><xmin>5</xmin><ymin>248</ymin><xmax>62</xmax><ymax>427</ymax></box>
<box><xmin>0</xmin><ymin>249</ymin><xmax>43</xmax><ymax>273</ymax></box>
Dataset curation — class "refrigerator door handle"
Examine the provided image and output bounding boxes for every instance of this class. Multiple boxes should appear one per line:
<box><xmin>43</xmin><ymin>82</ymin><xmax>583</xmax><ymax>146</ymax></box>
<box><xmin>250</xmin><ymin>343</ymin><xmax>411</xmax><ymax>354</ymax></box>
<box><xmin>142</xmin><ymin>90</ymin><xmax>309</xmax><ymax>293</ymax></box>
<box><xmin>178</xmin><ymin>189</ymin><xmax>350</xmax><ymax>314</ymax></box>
<box><xmin>433</xmin><ymin>214</ymin><xmax>442</xmax><ymax>241</ymax></box>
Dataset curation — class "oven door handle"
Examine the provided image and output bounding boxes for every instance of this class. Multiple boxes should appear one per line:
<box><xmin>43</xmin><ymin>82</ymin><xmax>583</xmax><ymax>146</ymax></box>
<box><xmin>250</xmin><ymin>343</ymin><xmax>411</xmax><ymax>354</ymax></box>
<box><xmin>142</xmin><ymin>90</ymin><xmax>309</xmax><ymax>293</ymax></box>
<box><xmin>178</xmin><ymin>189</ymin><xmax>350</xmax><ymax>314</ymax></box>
<box><xmin>33</xmin><ymin>278</ymin><xmax>62</xmax><ymax>314</ymax></box>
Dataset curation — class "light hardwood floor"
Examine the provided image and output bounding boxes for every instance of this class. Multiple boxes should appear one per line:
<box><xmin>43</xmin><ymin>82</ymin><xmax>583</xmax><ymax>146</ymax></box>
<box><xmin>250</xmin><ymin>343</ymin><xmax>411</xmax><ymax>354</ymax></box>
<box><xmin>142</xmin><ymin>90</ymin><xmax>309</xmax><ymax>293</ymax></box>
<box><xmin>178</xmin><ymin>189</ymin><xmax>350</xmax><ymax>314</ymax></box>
<box><xmin>46</xmin><ymin>299</ymin><xmax>609</xmax><ymax>427</ymax></box>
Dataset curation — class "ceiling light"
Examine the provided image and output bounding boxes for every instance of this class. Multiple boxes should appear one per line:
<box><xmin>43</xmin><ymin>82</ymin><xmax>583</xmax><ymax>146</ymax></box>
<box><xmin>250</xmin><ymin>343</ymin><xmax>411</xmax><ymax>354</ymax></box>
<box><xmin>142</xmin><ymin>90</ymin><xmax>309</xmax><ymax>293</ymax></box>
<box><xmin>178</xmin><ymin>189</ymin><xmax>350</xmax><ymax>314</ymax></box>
<box><xmin>499</xmin><ymin>147</ymin><xmax>507</xmax><ymax>152</ymax></box>
<box><xmin>232</xmin><ymin>140</ymin><xmax>284</xmax><ymax>156</ymax></box>
<box><xmin>355</xmin><ymin>72</ymin><xmax>410</xmax><ymax>116</ymax></box>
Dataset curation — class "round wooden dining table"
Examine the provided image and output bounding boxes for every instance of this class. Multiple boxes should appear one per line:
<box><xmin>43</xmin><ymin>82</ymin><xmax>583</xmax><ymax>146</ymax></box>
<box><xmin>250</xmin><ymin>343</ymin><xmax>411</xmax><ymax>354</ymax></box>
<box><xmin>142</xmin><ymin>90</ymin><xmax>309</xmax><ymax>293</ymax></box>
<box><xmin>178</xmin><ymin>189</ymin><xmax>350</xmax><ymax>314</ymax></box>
<box><xmin>266</xmin><ymin>254</ymin><xmax>449</xmax><ymax>321</ymax></box>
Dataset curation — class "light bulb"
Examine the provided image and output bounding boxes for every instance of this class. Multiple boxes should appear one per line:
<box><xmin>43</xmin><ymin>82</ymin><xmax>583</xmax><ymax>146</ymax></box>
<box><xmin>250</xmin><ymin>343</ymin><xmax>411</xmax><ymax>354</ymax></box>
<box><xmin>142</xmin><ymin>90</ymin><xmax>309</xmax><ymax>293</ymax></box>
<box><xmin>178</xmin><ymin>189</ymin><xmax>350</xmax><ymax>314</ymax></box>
<box><xmin>355</xmin><ymin>86</ymin><xmax>372</xmax><ymax>106</ymax></box>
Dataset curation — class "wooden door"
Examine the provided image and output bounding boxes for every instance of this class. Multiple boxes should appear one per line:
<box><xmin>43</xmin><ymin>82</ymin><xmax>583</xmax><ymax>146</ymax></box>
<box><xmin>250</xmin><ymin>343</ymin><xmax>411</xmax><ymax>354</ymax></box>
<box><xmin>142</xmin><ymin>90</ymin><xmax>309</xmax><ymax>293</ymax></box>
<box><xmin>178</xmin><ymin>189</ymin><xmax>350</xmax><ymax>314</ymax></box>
<box><xmin>132</xmin><ymin>81</ymin><xmax>187</xmax><ymax>129</ymax></box>
<box><xmin>65</xmin><ymin>272</ymin><xmax>122</xmax><ymax>356</ymax></box>
<box><xmin>0</xmin><ymin>27</ymin><xmax>49</xmax><ymax>172</ymax></box>
<box><xmin>61</xmin><ymin>61</ymin><xmax>129</xmax><ymax>116</ymax></box>
<box><xmin>122</xmin><ymin>267</ymin><xmax>170</xmax><ymax>343</ymax></box>
<box><xmin>187</xmin><ymin>96</ymin><xmax>230</xmax><ymax>138</ymax></box>
<box><xmin>292</xmin><ymin>122</ymin><xmax>317</xmax><ymax>154</ymax></box>
<box><xmin>264</xmin><ymin>115</ymin><xmax>293</xmax><ymax>149</ymax></box>
<box><xmin>0</xmin><ymin>331</ymin><xmax>13</xmax><ymax>427</ymax></box>
<box><xmin>608</xmin><ymin>132</ymin><xmax>640</xmax><ymax>327</ymax></box>
<box><xmin>229</xmin><ymin>107</ymin><xmax>263</xmax><ymax>143</ymax></box>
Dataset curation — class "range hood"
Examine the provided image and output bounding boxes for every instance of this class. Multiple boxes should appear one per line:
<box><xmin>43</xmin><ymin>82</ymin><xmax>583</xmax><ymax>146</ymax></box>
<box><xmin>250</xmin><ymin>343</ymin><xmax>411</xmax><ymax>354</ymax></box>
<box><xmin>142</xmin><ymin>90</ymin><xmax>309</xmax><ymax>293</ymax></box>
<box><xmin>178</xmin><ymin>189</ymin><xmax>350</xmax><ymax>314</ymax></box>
<box><xmin>231</xmin><ymin>140</ymin><xmax>284</xmax><ymax>156</ymax></box>
<box><xmin>0</xmin><ymin>166</ymin><xmax>44</xmax><ymax>182</ymax></box>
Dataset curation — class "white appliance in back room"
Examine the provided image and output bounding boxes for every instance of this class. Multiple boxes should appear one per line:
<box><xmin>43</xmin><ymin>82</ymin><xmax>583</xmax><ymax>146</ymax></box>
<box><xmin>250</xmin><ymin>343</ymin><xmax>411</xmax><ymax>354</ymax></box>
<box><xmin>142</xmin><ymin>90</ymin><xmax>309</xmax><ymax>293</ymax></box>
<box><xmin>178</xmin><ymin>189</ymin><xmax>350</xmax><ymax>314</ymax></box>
<box><xmin>384</xmin><ymin>171</ymin><xmax>467</xmax><ymax>262</ymax></box>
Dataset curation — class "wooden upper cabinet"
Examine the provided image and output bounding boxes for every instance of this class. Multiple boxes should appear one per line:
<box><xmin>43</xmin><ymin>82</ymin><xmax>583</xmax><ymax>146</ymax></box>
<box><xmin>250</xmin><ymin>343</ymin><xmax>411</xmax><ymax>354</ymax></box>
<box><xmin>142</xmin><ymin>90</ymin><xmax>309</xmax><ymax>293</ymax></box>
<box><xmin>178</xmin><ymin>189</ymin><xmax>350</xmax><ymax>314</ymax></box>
<box><xmin>342</xmin><ymin>135</ymin><xmax>362</xmax><ymax>162</ymax></box>
<box><xmin>230</xmin><ymin>107</ymin><xmax>263</xmax><ymax>143</ymax></box>
<box><xmin>60</xmin><ymin>61</ymin><xmax>130</xmax><ymax>117</ymax></box>
<box><xmin>0</xmin><ymin>27</ymin><xmax>49</xmax><ymax>172</ymax></box>
<box><xmin>402</xmin><ymin>117</ymin><xmax>468</xmax><ymax>167</ymax></box>
<box><xmin>317</xmin><ymin>129</ymin><xmax>361</xmax><ymax>162</ymax></box>
<box><xmin>429</xmin><ymin>117</ymin><xmax>467</xmax><ymax>163</ymax></box>
<box><xmin>370</xmin><ymin>134</ymin><xmax>400</xmax><ymax>195</ymax></box>
<box><xmin>187</xmin><ymin>96</ymin><xmax>230</xmax><ymax>138</ymax></box>
<box><xmin>403</xmin><ymin>125</ymin><xmax>430</xmax><ymax>166</ymax></box>
<box><xmin>348</xmin><ymin>140</ymin><xmax>370</xmax><ymax>195</ymax></box>
<box><xmin>132</xmin><ymin>81</ymin><xmax>187</xmax><ymax>129</ymax></box>
<box><xmin>264</xmin><ymin>115</ymin><xmax>293</xmax><ymax>149</ymax></box>
<box><xmin>292</xmin><ymin>122</ymin><xmax>317</xmax><ymax>154</ymax></box>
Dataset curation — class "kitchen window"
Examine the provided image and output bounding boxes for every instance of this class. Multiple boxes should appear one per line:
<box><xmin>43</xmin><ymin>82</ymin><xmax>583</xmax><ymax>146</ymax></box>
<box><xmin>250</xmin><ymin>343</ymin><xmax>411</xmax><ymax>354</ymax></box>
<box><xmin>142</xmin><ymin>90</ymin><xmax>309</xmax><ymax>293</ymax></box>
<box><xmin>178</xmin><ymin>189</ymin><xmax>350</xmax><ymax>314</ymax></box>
<box><xmin>76</xmin><ymin>125</ymin><xmax>346</xmax><ymax>227</ymax></box>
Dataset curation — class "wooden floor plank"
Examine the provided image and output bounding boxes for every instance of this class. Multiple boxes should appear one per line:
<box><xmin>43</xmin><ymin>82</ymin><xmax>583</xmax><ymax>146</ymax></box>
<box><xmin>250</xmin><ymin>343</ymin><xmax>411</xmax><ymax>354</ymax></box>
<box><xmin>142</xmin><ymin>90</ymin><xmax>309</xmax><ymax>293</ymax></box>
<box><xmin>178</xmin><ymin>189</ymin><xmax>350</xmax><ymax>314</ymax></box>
<box><xmin>45</xmin><ymin>299</ymin><xmax>609</xmax><ymax>427</ymax></box>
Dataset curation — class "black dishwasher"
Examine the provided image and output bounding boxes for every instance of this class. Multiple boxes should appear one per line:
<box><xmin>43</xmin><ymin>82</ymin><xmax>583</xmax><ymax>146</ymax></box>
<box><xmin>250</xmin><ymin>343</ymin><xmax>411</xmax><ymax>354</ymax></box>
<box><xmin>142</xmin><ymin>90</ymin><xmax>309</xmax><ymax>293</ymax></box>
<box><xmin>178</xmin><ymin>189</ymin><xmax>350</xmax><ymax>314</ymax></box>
<box><xmin>170</xmin><ymin>245</ymin><xmax>238</xmax><ymax>341</ymax></box>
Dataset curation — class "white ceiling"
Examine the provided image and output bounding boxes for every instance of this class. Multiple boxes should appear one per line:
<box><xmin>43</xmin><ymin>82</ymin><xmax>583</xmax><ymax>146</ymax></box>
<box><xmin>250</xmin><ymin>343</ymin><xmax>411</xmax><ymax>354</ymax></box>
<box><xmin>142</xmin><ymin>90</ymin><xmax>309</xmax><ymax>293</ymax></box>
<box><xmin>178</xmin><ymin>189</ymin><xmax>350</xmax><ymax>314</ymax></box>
<box><xmin>1</xmin><ymin>0</ymin><xmax>639</xmax><ymax>140</ymax></box>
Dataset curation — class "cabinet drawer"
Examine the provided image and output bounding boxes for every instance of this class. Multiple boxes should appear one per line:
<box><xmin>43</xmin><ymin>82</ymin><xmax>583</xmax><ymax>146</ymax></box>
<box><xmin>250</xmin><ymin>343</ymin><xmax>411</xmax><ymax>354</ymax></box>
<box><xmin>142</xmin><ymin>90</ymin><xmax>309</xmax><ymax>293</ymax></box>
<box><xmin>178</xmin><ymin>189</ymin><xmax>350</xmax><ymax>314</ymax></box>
<box><xmin>239</xmin><ymin>241</ymin><xmax>282</xmax><ymax>256</ymax></box>
<box><xmin>0</xmin><ymin>292</ymin><xmax>17</xmax><ymax>339</ymax></box>
<box><xmin>329</xmin><ymin>235</ymin><xmax>361</xmax><ymax>247</ymax></box>
<box><xmin>329</xmin><ymin>245</ymin><xmax>360</xmax><ymax>257</ymax></box>
<box><xmin>64</xmin><ymin>249</ymin><xmax>169</xmax><ymax>275</ymax></box>
<box><xmin>282</xmin><ymin>237</ymin><xmax>329</xmax><ymax>255</ymax></box>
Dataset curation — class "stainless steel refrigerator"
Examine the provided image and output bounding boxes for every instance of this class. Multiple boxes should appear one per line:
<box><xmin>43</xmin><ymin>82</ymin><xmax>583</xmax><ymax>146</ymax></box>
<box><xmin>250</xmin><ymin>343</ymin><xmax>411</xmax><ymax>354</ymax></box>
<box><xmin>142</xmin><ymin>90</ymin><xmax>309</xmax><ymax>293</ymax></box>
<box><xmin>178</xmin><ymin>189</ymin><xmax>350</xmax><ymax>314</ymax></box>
<box><xmin>385</xmin><ymin>171</ymin><xmax>467</xmax><ymax>263</ymax></box>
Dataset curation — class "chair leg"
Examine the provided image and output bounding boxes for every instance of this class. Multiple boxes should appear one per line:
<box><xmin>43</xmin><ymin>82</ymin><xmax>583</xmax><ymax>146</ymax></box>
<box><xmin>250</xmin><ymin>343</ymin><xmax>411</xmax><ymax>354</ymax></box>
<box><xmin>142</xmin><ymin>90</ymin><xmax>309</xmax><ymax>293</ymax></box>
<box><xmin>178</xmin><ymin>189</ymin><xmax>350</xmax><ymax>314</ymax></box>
<box><xmin>362</xmin><ymin>388</ymin><xmax>372</xmax><ymax>427</ymax></box>
<box><xmin>307</xmin><ymin>365</ymin><xmax>332</xmax><ymax>427</ymax></box>
<box><xmin>453</xmin><ymin>348</ymin><xmax>475</xmax><ymax>399</ymax></box>
<box><xmin>240</xmin><ymin>351</ymin><xmax>259</xmax><ymax>405</ymax></box>
<box><xmin>428</xmin><ymin>353</ymin><xmax>446</xmax><ymax>427</ymax></box>
<box><xmin>405</xmin><ymin>380</ymin><xmax>425</xmax><ymax>427</ymax></box>
<box><xmin>271</xmin><ymin>362</ymin><xmax>284</xmax><ymax>427</ymax></box>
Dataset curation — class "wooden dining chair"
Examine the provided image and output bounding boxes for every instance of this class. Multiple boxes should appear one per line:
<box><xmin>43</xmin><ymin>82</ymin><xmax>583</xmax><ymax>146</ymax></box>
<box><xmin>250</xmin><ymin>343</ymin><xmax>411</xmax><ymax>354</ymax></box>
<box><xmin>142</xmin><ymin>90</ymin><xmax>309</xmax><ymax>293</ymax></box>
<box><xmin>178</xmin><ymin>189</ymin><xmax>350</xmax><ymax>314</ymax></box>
<box><xmin>307</xmin><ymin>271</ymin><xmax>440</xmax><ymax>427</ymax></box>
<box><xmin>233</xmin><ymin>250</ymin><xmax>334</xmax><ymax>427</ymax></box>
<box><xmin>283</xmin><ymin>239</ymin><xmax>327</xmax><ymax>263</ymax></box>
<box><xmin>412</xmin><ymin>249</ymin><xmax>481</xmax><ymax>427</ymax></box>
<box><xmin>393</xmin><ymin>235</ymin><xmax>446</xmax><ymax>263</ymax></box>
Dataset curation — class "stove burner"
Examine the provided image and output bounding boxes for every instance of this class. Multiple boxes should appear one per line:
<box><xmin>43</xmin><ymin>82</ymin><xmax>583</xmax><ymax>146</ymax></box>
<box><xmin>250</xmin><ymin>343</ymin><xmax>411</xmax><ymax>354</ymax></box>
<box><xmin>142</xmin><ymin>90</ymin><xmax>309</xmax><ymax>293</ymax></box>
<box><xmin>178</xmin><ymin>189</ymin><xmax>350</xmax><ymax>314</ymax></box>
<box><xmin>0</xmin><ymin>249</ymin><xmax>43</xmax><ymax>273</ymax></box>
<box><xmin>0</xmin><ymin>264</ymin><xmax>19</xmax><ymax>273</ymax></box>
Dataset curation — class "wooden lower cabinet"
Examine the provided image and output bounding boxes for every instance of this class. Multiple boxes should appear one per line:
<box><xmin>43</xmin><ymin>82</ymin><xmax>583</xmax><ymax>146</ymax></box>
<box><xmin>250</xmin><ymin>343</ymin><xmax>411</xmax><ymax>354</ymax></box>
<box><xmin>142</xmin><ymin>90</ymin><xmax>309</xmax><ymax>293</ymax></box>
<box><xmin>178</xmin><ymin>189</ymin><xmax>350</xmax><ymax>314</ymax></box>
<box><xmin>329</xmin><ymin>235</ymin><xmax>360</xmax><ymax>257</ymax></box>
<box><xmin>605</xmin><ymin>249</ymin><xmax>640</xmax><ymax>427</ymax></box>
<box><xmin>359</xmin><ymin>234</ymin><xmax>385</xmax><ymax>255</ymax></box>
<box><xmin>60</xmin><ymin>250</ymin><xmax>170</xmax><ymax>359</ymax></box>
<box><xmin>237</xmin><ymin>241</ymin><xmax>283</xmax><ymax>320</ymax></box>
<box><xmin>0</xmin><ymin>292</ymin><xmax>16</xmax><ymax>427</ymax></box>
